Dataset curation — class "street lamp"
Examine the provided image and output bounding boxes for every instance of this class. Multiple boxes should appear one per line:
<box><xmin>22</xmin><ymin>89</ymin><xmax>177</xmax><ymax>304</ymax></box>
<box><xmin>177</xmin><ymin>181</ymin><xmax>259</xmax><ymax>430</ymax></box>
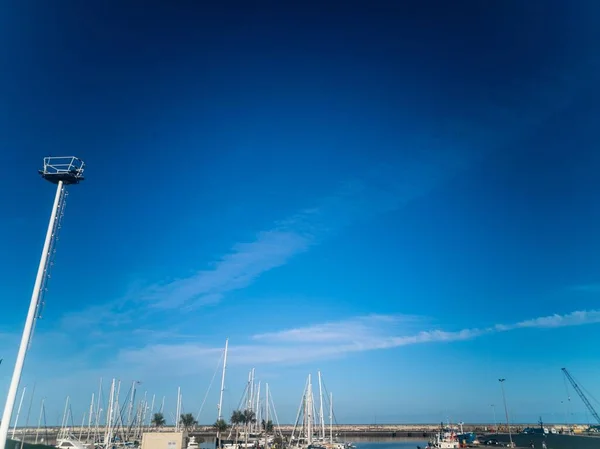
<box><xmin>491</xmin><ymin>404</ymin><xmax>497</xmax><ymax>433</ymax></box>
<box><xmin>499</xmin><ymin>379</ymin><xmax>513</xmax><ymax>448</ymax></box>
<box><xmin>0</xmin><ymin>157</ymin><xmax>84</xmax><ymax>449</ymax></box>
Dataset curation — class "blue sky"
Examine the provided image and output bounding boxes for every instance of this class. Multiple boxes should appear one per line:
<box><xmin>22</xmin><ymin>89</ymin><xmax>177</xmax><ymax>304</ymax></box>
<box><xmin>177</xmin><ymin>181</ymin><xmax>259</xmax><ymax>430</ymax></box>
<box><xmin>1</xmin><ymin>0</ymin><xmax>600</xmax><ymax>426</ymax></box>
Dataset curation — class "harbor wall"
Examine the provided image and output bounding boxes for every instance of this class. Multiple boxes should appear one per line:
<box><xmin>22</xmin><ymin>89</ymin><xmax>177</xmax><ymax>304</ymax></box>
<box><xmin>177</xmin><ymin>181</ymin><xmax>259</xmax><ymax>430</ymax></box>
<box><xmin>490</xmin><ymin>433</ymin><xmax>600</xmax><ymax>449</ymax></box>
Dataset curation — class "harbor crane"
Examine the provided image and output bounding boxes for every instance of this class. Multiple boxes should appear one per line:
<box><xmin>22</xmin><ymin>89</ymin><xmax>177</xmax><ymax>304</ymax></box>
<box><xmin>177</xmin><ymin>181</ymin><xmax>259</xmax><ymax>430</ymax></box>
<box><xmin>561</xmin><ymin>367</ymin><xmax>600</xmax><ymax>425</ymax></box>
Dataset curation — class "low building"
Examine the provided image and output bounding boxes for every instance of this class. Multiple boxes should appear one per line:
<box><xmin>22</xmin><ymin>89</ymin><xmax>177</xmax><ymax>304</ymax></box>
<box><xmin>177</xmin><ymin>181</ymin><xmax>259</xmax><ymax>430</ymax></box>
<box><xmin>142</xmin><ymin>432</ymin><xmax>188</xmax><ymax>449</ymax></box>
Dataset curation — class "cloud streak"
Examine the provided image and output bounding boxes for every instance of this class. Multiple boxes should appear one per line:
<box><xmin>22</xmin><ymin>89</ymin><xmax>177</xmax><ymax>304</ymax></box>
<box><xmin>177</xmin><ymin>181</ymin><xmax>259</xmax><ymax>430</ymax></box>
<box><xmin>63</xmin><ymin>66</ymin><xmax>585</xmax><ymax>323</ymax></box>
<box><xmin>63</xmin><ymin>147</ymin><xmax>486</xmax><ymax>325</ymax></box>
<box><xmin>111</xmin><ymin>309</ymin><xmax>600</xmax><ymax>369</ymax></box>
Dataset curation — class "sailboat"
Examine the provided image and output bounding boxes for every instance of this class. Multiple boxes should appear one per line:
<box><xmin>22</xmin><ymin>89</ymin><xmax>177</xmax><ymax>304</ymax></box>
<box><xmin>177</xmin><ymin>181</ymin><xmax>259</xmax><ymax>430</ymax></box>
<box><xmin>55</xmin><ymin>396</ymin><xmax>89</xmax><ymax>449</ymax></box>
<box><xmin>290</xmin><ymin>372</ymin><xmax>347</xmax><ymax>449</ymax></box>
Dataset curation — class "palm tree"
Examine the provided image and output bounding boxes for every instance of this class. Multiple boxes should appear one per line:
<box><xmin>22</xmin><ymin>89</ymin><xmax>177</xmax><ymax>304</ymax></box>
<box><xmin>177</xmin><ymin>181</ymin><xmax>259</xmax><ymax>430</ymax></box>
<box><xmin>180</xmin><ymin>413</ymin><xmax>198</xmax><ymax>432</ymax></box>
<box><xmin>230</xmin><ymin>410</ymin><xmax>244</xmax><ymax>444</ymax></box>
<box><xmin>214</xmin><ymin>419</ymin><xmax>229</xmax><ymax>448</ymax></box>
<box><xmin>242</xmin><ymin>409</ymin><xmax>256</xmax><ymax>448</ymax></box>
<box><xmin>151</xmin><ymin>412</ymin><xmax>166</xmax><ymax>429</ymax></box>
<box><xmin>261</xmin><ymin>419</ymin><xmax>274</xmax><ymax>433</ymax></box>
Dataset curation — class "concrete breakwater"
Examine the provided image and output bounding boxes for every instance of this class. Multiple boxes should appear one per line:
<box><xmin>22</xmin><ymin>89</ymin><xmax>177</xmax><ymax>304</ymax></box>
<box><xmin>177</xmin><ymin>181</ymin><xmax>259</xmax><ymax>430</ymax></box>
<box><xmin>488</xmin><ymin>433</ymin><xmax>600</xmax><ymax>449</ymax></box>
<box><xmin>8</xmin><ymin>425</ymin><xmax>592</xmax><ymax>443</ymax></box>
<box><xmin>10</xmin><ymin>429</ymin><xmax>599</xmax><ymax>449</ymax></box>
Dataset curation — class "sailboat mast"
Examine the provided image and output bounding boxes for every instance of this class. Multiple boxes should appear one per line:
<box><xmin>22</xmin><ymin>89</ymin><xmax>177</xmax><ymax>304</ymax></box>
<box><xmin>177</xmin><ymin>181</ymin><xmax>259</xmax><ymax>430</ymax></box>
<box><xmin>114</xmin><ymin>381</ymin><xmax>122</xmax><ymax>430</ymax></box>
<box><xmin>11</xmin><ymin>387</ymin><xmax>27</xmax><ymax>439</ymax></box>
<box><xmin>94</xmin><ymin>379</ymin><xmax>103</xmax><ymax>437</ymax></box>
<box><xmin>329</xmin><ymin>392</ymin><xmax>333</xmax><ymax>443</ymax></box>
<box><xmin>265</xmin><ymin>384</ymin><xmax>269</xmax><ymax>425</ymax></box>
<box><xmin>250</xmin><ymin>369</ymin><xmax>255</xmax><ymax>411</ymax></box>
<box><xmin>86</xmin><ymin>393</ymin><xmax>94</xmax><ymax>442</ymax></box>
<box><xmin>58</xmin><ymin>394</ymin><xmax>69</xmax><ymax>438</ymax></box>
<box><xmin>218</xmin><ymin>339</ymin><xmax>228</xmax><ymax>421</ymax></box>
<box><xmin>105</xmin><ymin>379</ymin><xmax>116</xmax><ymax>449</ymax></box>
<box><xmin>127</xmin><ymin>381</ymin><xmax>137</xmax><ymax>428</ymax></box>
<box><xmin>35</xmin><ymin>398</ymin><xmax>45</xmax><ymax>445</ymax></box>
<box><xmin>175</xmin><ymin>387</ymin><xmax>181</xmax><ymax>431</ymax></box>
<box><xmin>307</xmin><ymin>374</ymin><xmax>313</xmax><ymax>445</ymax></box>
<box><xmin>256</xmin><ymin>382</ymin><xmax>261</xmax><ymax>430</ymax></box>
<box><xmin>148</xmin><ymin>394</ymin><xmax>156</xmax><ymax>427</ymax></box>
<box><xmin>318</xmin><ymin>371</ymin><xmax>325</xmax><ymax>440</ymax></box>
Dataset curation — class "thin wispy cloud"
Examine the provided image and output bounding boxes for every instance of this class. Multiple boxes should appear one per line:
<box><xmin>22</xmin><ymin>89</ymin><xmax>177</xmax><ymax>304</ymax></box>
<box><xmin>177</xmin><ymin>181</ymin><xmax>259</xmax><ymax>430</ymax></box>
<box><xmin>144</xmin><ymin>229</ymin><xmax>312</xmax><ymax>310</ymax></box>
<box><xmin>252</xmin><ymin>314</ymin><xmax>425</xmax><ymax>344</ymax></box>
<box><xmin>110</xmin><ymin>309</ymin><xmax>600</xmax><ymax>370</ymax></box>
<box><xmin>61</xmin><ymin>69</ymin><xmax>583</xmax><ymax>325</ymax></box>
<box><xmin>63</xmin><ymin>150</ymin><xmax>485</xmax><ymax>325</ymax></box>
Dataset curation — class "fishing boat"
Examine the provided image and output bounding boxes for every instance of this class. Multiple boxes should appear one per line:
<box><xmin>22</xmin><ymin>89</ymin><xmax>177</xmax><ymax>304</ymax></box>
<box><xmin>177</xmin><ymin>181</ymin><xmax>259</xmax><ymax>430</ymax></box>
<box><xmin>419</xmin><ymin>424</ymin><xmax>460</xmax><ymax>449</ymax></box>
<box><xmin>186</xmin><ymin>436</ymin><xmax>199</xmax><ymax>449</ymax></box>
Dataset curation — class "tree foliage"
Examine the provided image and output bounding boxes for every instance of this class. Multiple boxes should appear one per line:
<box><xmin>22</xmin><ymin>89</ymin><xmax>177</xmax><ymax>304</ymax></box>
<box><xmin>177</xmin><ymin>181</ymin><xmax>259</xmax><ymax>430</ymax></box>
<box><xmin>180</xmin><ymin>413</ymin><xmax>198</xmax><ymax>432</ymax></box>
<box><xmin>151</xmin><ymin>412</ymin><xmax>166</xmax><ymax>428</ymax></box>
<box><xmin>214</xmin><ymin>418</ymin><xmax>229</xmax><ymax>433</ymax></box>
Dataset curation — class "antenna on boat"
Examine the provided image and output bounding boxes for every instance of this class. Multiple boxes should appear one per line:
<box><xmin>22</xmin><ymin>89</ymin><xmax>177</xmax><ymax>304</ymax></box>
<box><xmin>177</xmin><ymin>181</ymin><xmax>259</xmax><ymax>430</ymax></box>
<box><xmin>0</xmin><ymin>157</ymin><xmax>85</xmax><ymax>449</ymax></box>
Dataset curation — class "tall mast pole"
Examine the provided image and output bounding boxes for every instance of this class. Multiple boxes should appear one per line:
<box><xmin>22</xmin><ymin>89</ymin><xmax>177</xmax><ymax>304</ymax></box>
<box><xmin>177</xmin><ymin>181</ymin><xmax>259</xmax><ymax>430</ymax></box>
<box><xmin>307</xmin><ymin>375</ymin><xmax>313</xmax><ymax>445</ymax></box>
<box><xmin>247</xmin><ymin>371</ymin><xmax>252</xmax><ymax>411</ymax></box>
<box><xmin>59</xmin><ymin>395</ymin><xmax>69</xmax><ymax>437</ymax></box>
<box><xmin>318</xmin><ymin>371</ymin><xmax>325</xmax><ymax>440</ymax></box>
<box><xmin>0</xmin><ymin>157</ymin><xmax>84</xmax><ymax>449</ymax></box>
<box><xmin>218</xmin><ymin>339</ymin><xmax>228</xmax><ymax>422</ymax></box>
<box><xmin>86</xmin><ymin>393</ymin><xmax>95</xmax><ymax>442</ymax></box>
<box><xmin>105</xmin><ymin>379</ymin><xmax>116</xmax><ymax>449</ymax></box>
<box><xmin>95</xmin><ymin>379</ymin><xmax>103</xmax><ymax>437</ymax></box>
<box><xmin>329</xmin><ymin>392</ymin><xmax>333</xmax><ymax>443</ymax></box>
<box><xmin>499</xmin><ymin>379</ymin><xmax>513</xmax><ymax>448</ymax></box>
<box><xmin>256</xmin><ymin>382</ymin><xmax>262</xmax><ymax>432</ymax></box>
<box><xmin>1</xmin><ymin>186</ymin><xmax>62</xmax><ymax>448</ymax></box>
<box><xmin>11</xmin><ymin>387</ymin><xmax>27</xmax><ymax>440</ymax></box>
<box><xmin>127</xmin><ymin>381</ymin><xmax>137</xmax><ymax>429</ymax></box>
<box><xmin>265</xmin><ymin>384</ymin><xmax>269</xmax><ymax>426</ymax></box>
<box><xmin>249</xmin><ymin>369</ymin><xmax>255</xmax><ymax>411</ymax></box>
<box><xmin>148</xmin><ymin>395</ymin><xmax>156</xmax><ymax>427</ymax></box>
<box><xmin>35</xmin><ymin>398</ymin><xmax>45</xmax><ymax>445</ymax></box>
<box><xmin>176</xmin><ymin>387</ymin><xmax>181</xmax><ymax>432</ymax></box>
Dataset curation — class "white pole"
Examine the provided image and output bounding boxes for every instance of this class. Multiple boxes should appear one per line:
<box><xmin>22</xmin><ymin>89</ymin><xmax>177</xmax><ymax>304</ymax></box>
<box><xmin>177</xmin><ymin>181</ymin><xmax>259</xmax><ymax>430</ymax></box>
<box><xmin>140</xmin><ymin>391</ymin><xmax>148</xmax><ymax>432</ymax></box>
<box><xmin>86</xmin><ymin>393</ymin><xmax>94</xmax><ymax>442</ymax></box>
<box><xmin>175</xmin><ymin>387</ymin><xmax>181</xmax><ymax>432</ymax></box>
<box><xmin>249</xmin><ymin>369</ymin><xmax>255</xmax><ymax>411</ymax></box>
<box><xmin>94</xmin><ymin>379</ymin><xmax>102</xmax><ymax>437</ymax></box>
<box><xmin>105</xmin><ymin>379</ymin><xmax>116</xmax><ymax>449</ymax></box>
<box><xmin>499</xmin><ymin>379</ymin><xmax>513</xmax><ymax>448</ymax></box>
<box><xmin>78</xmin><ymin>412</ymin><xmax>86</xmax><ymax>440</ymax></box>
<box><xmin>218</xmin><ymin>339</ymin><xmax>228</xmax><ymax>422</ymax></box>
<box><xmin>60</xmin><ymin>396</ymin><xmax>70</xmax><ymax>437</ymax></box>
<box><xmin>256</xmin><ymin>382</ymin><xmax>261</xmax><ymax>431</ymax></box>
<box><xmin>19</xmin><ymin>383</ymin><xmax>35</xmax><ymax>449</ymax></box>
<box><xmin>318</xmin><ymin>371</ymin><xmax>325</xmax><ymax>440</ymax></box>
<box><xmin>329</xmin><ymin>393</ymin><xmax>333</xmax><ymax>444</ymax></box>
<box><xmin>35</xmin><ymin>398</ymin><xmax>45</xmax><ymax>444</ymax></box>
<box><xmin>265</xmin><ymin>384</ymin><xmax>269</xmax><ymax>427</ymax></box>
<box><xmin>115</xmin><ymin>380</ymin><xmax>122</xmax><ymax>425</ymax></box>
<box><xmin>160</xmin><ymin>397</ymin><xmax>165</xmax><ymax>414</ymax></box>
<box><xmin>0</xmin><ymin>181</ymin><xmax>64</xmax><ymax>449</ymax></box>
<box><xmin>127</xmin><ymin>381</ymin><xmax>136</xmax><ymax>428</ymax></box>
<box><xmin>10</xmin><ymin>387</ymin><xmax>27</xmax><ymax>440</ymax></box>
<box><xmin>307</xmin><ymin>375</ymin><xmax>312</xmax><ymax>445</ymax></box>
<box><xmin>148</xmin><ymin>395</ymin><xmax>156</xmax><ymax>427</ymax></box>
